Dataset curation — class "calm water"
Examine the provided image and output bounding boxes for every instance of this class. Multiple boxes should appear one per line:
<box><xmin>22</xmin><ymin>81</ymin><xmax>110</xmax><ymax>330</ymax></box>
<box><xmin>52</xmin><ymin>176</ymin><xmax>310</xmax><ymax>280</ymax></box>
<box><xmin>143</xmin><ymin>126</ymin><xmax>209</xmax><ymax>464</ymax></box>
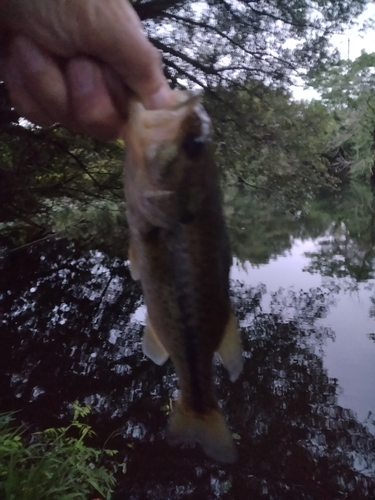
<box><xmin>1</xmin><ymin>193</ymin><xmax>375</xmax><ymax>499</ymax></box>
<box><xmin>231</xmin><ymin>238</ymin><xmax>375</xmax><ymax>433</ymax></box>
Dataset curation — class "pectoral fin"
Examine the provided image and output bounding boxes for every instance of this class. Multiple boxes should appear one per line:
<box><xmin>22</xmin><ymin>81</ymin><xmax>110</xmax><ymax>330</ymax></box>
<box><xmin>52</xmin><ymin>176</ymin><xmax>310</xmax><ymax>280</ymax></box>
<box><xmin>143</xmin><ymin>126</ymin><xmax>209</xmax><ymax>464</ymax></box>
<box><xmin>216</xmin><ymin>311</ymin><xmax>243</xmax><ymax>382</ymax></box>
<box><xmin>128</xmin><ymin>244</ymin><xmax>140</xmax><ymax>281</ymax></box>
<box><xmin>142</xmin><ymin>317</ymin><xmax>169</xmax><ymax>366</ymax></box>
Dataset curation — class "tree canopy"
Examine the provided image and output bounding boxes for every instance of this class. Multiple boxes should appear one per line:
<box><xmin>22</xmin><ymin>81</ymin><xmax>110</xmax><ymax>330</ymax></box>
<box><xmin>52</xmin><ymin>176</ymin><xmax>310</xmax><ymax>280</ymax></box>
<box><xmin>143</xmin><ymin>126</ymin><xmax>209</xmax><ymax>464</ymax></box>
<box><xmin>131</xmin><ymin>0</ymin><xmax>369</xmax><ymax>89</ymax></box>
<box><xmin>1</xmin><ymin>0</ymin><xmax>373</xmax><ymax>247</ymax></box>
<box><xmin>0</xmin><ymin>82</ymin><xmax>127</xmax><ymax>248</ymax></box>
<box><xmin>309</xmin><ymin>51</ymin><xmax>375</xmax><ymax>178</ymax></box>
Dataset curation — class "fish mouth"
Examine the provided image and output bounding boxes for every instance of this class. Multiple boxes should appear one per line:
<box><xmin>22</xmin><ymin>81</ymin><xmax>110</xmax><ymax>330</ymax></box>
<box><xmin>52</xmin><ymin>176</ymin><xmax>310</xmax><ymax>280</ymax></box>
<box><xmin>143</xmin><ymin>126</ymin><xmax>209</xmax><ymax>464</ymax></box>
<box><xmin>143</xmin><ymin>190</ymin><xmax>175</xmax><ymax>199</ymax></box>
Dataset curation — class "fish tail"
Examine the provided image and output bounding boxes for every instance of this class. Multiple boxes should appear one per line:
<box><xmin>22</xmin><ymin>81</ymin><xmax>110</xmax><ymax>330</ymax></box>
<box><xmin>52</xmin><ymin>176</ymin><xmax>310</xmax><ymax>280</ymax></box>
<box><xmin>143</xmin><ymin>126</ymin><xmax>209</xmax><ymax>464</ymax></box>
<box><xmin>166</xmin><ymin>400</ymin><xmax>237</xmax><ymax>463</ymax></box>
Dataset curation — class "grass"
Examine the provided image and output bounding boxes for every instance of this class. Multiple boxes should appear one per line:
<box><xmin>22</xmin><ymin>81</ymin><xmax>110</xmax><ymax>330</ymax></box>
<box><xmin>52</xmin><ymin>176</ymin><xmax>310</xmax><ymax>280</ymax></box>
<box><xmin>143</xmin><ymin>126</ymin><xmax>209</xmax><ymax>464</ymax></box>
<box><xmin>0</xmin><ymin>402</ymin><xmax>118</xmax><ymax>500</ymax></box>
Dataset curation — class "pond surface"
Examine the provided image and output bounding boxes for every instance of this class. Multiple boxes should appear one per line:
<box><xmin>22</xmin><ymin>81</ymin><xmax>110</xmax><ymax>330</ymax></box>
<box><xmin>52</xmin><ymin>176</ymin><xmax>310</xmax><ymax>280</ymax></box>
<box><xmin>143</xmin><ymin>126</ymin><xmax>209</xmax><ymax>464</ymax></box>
<box><xmin>232</xmin><ymin>239</ymin><xmax>375</xmax><ymax>432</ymax></box>
<box><xmin>1</xmin><ymin>191</ymin><xmax>375</xmax><ymax>499</ymax></box>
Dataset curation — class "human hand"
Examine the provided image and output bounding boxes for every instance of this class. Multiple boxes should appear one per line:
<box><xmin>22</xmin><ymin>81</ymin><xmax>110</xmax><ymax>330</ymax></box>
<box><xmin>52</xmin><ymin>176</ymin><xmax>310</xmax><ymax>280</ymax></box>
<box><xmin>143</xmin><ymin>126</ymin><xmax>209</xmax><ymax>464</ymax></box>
<box><xmin>0</xmin><ymin>0</ymin><xmax>172</xmax><ymax>140</ymax></box>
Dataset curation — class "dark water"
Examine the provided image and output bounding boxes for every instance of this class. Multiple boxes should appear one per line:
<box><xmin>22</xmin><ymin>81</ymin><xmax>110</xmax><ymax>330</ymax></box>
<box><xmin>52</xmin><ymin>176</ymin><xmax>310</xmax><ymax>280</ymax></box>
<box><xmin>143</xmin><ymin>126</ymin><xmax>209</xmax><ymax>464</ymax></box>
<box><xmin>1</xmin><ymin>192</ymin><xmax>375</xmax><ymax>499</ymax></box>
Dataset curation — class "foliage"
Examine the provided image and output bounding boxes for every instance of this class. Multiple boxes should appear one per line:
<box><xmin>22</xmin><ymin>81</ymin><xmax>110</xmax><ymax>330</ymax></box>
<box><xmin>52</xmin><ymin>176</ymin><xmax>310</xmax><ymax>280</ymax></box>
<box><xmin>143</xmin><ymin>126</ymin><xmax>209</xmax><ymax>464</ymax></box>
<box><xmin>132</xmin><ymin>0</ymin><xmax>369</xmax><ymax>90</ymax></box>
<box><xmin>0</xmin><ymin>82</ymin><xmax>127</xmax><ymax>249</ymax></box>
<box><xmin>224</xmin><ymin>185</ymin><xmax>302</xmax><ymax>264</ymax></box>
<box><xmin>310</xmin><ymin>52</ymin><xmax>375</xmax><ymax>109</ymax></box>
<box><xmin>45</xmin><ymin>198</ymin><xmax>128</xmax><ymax>257</ymax></box>
<box><xmin>0</xmin><ymin>1</ymin><xmax>372</xmax><ymax>250</ymax></box>
<box><xmin>209</xmin><ymin>81</ymin><xmax>339</xmax><ymax>212</ymax></box>
<box><xmin>1</xmin><ymin>76</ymin><xmax>342</xmax><ymax>249</ymax></box>
<box><xmin>222</xmin><ymin>175</ymin><xmax>375</xmax><ymax>271</ymax></box>
<box><xmin>303</xmin><ymin>181</ymin><xmax>375</xmax><ymax>281</ymax></box>
<box><xmin>308</xmin><ymin>52</ymin><xmax>375</xmax><ymax>177</ymax></box>
<box><xmin>0</xmin><ymin>402</ymin><xmax>118</xmax><ymax>500</ymax></box>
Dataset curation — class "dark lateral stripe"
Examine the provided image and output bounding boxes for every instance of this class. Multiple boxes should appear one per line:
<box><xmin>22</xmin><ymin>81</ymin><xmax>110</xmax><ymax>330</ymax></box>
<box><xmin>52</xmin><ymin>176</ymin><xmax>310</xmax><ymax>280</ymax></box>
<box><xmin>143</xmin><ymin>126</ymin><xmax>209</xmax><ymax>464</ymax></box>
<box><xmin>171</xmin><ymin>224</ymin><xmax>204</xmax><ymax>413</ymax></box>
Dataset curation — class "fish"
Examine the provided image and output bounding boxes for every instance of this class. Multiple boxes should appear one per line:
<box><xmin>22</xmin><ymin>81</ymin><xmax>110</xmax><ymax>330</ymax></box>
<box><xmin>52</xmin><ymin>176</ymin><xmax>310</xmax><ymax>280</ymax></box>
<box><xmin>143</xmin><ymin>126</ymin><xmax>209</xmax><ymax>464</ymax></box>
<box><xmin>123</xmin><ymin>90</ymin><xmax>243</xmax><ymax>463</ymax></box>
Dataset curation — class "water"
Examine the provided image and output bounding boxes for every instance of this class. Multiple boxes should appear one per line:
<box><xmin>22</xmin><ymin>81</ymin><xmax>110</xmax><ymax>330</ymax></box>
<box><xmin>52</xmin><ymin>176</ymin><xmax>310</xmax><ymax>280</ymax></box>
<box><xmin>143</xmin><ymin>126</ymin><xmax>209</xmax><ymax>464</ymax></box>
<box><xmin>231</xmin><ymin>238</ymin><xmax>375</xmax><ymax>431</ymax></box>
<box><xmin>1</xmin><ymin>195</ymin><xmax>375</xmax><ymax>499</ymax></box>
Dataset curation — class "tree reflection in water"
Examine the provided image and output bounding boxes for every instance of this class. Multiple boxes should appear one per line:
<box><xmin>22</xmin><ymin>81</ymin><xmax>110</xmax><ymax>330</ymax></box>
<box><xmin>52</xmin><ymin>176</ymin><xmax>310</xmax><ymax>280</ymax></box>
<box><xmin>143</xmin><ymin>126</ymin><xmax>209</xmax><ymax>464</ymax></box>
<box><xmin>1</xmin><ymin>240</ymin><xmax>374</xmax><ymax>499</ymax></box>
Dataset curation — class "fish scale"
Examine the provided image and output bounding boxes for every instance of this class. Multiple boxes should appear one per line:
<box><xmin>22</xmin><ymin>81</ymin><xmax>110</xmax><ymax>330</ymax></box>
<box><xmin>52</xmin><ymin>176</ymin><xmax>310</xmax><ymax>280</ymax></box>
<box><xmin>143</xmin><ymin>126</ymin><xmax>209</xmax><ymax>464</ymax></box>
<box><xmin>171</xmin><ymin>224</ymin><xmax>204</xmax><ymax>413</ymax></box>
<box><xmin>124</xmin><ymin>90</ymin><xmax>244</xmax><ymax>463</ymax></box>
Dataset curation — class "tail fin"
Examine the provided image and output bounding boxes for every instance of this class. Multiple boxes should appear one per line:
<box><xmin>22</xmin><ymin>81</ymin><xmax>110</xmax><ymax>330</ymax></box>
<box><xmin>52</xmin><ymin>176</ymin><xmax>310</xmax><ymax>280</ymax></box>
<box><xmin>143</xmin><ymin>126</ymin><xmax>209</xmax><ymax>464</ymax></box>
<box><xmin>166</xmin><ymin>401</ymin><xmax>237</xmax><ymax>463</ymax></box>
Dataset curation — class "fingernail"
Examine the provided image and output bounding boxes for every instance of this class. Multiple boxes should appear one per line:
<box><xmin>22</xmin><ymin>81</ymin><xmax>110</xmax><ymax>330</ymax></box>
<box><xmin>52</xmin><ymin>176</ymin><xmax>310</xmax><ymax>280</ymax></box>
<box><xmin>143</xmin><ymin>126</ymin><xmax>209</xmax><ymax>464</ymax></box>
<box><xmin>69</xmin><ymin>59</ymin><xmax>97</xmax><ymax>96</ymax></box>
<box><xmin>17</xmin><ymin>37</ymin><xmax>47</xmax><ymax>73</ymax></box>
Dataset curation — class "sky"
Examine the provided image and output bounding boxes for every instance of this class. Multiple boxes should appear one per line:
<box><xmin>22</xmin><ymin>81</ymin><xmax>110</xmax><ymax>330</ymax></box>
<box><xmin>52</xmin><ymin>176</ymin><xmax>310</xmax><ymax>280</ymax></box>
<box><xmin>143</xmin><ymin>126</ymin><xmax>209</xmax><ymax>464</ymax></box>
<box><xmin>331</xmin><ymin>3</ymin><xmax>375</xmax><ymax>60</ymax></box>
<box><xmin>293</xmin><ymin>2</ymin><xmax>375</xmax><ymax>100</ymax></box>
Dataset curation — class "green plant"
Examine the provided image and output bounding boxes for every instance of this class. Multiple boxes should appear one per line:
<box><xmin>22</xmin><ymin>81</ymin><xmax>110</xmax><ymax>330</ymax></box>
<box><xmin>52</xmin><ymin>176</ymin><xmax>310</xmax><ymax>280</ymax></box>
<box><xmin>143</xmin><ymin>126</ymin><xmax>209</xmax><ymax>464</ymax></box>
<box><xmin>0</xmin><ymin>402</ymin><xmax>118</xmax><ymax>500</ymax></box>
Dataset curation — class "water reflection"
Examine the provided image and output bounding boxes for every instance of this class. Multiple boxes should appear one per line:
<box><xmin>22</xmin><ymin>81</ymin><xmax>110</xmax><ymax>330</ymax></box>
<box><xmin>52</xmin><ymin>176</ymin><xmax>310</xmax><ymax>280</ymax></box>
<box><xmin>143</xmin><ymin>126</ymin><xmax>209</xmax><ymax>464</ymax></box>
<box><xmin>0</xmin><ymin>240</ymin><xmax>143</xmax><ymax>423</ymax></box>
<box><xmin>225</xmin><ymin>183</ymin><xmax>375</xmax><ymax>279</ymax></box>
<box><xmin>1</xmin><ymin>239</ymin><xmax>374</xmax><ymax>499</ymax></box>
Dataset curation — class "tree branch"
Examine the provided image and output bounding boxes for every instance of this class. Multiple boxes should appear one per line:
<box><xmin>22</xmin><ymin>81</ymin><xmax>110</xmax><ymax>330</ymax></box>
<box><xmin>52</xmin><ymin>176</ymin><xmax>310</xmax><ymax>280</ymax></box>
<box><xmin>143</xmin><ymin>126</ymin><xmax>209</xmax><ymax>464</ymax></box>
<box><xmin>151</xmin><ymin>37</ymin><xmax>216</xmax><ymax>75</ymax></box>
<box><xmin>161</xmin><ymin>56</ymin><xmax>209</xmax><ymax>90</ymax></box>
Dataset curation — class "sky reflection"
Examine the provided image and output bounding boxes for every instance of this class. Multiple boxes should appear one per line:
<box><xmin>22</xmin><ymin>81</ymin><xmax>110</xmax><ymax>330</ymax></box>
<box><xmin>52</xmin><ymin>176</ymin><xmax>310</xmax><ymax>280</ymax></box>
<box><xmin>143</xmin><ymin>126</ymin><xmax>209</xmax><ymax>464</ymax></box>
<box><xmin>231</xmin><ymin>237</ymin><xmax>375</xmax><ymax>431</ymax></box>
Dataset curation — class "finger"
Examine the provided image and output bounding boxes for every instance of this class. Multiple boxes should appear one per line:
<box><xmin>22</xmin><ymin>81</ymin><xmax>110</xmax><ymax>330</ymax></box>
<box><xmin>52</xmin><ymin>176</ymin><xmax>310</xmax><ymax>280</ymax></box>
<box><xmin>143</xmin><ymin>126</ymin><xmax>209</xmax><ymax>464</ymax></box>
<box><xmin>4</xmin><ymin>59</ymin><xmax>54</xmax><ymax>127</ymax></box>
<box><xmin>66</xmin><ymin>57</ymin><xmax>125</xmax><ymax>140</ymax></box>
<box><xmin>75</xmin><ymin>0</ymin><xmax>173</xmax><ymax>108</ymax></box>
<box><xmin>10</xmin><ymin>36</ymin><xmax>69</xmax><ymax>125</ymax></box>
<box><xmin>2</xmin><ymin>0</ymin><xmax>173</xmax><ymax>110</ymax></box>
<box><xmin>101</xmin><ymin>65</ymin><xmax>133</xmax><ymax>122</ymax></box>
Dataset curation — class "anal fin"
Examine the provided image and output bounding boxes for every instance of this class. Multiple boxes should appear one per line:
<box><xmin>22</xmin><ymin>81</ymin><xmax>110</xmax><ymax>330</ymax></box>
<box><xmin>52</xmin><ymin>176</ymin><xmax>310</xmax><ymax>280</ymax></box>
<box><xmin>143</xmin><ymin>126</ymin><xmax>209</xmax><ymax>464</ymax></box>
<box><xmin>142</xmin><ymin>317</ymin><xmax>169</xmax><ymax>366</ymax></box>
<box><xmin>216</xmin><ymin>310</ymin><xmax>243</xmax><ymax>382</ymax></box>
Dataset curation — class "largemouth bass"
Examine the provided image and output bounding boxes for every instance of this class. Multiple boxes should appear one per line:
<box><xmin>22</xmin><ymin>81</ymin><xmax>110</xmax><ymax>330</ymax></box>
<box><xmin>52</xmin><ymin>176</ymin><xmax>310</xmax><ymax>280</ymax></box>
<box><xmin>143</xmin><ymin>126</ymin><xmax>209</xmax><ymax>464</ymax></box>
<box><xmin>124</xmin><ymin>90</ymin><xmax>243</xmax><ymax>463</ymax></box>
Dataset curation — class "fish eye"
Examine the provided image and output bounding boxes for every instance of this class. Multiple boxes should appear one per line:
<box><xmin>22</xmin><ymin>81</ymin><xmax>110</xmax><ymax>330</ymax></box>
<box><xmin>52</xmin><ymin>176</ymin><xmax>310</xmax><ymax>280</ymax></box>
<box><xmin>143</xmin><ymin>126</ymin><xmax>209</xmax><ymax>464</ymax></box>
<box><xmin>182</xmin><ymin>133</ymin><xmax>205</xmax><ymax>159</ymax></box>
